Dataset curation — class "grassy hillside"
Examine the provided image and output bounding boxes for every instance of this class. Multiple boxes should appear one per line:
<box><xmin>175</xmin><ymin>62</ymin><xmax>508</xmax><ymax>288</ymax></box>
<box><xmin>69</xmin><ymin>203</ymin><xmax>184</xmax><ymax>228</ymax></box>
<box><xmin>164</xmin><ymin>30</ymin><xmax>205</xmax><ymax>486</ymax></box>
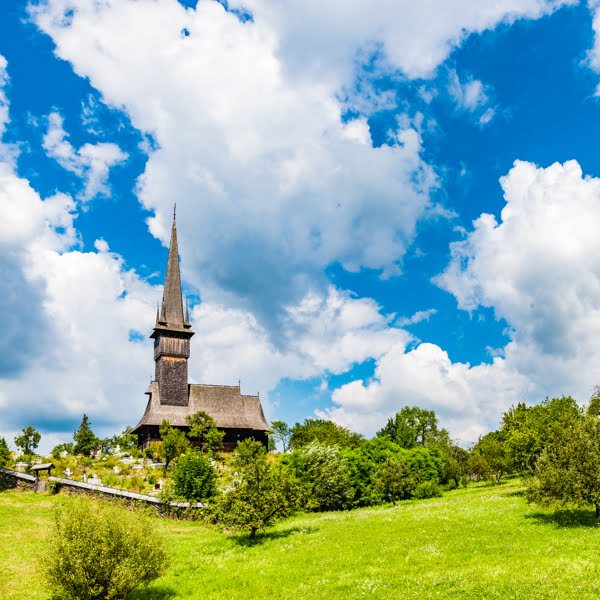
<box><xmin>2</xmin><ymin>480</ymin><xmax>600</xmax><ymax>599</ymax></box>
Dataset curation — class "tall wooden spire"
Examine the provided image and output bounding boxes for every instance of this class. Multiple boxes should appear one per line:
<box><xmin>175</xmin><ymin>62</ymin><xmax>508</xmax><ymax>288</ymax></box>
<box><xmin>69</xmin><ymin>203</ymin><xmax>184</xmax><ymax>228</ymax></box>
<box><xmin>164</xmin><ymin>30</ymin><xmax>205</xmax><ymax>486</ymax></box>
<box><xmin>151</xmin><ymin>211</ymin><xmax>194</xmax><ymax>406</ymax></box>
<box><xmin>158</xmin><ymin>217</ymin><xmax>185</xmax><ymax>327</ymax></box>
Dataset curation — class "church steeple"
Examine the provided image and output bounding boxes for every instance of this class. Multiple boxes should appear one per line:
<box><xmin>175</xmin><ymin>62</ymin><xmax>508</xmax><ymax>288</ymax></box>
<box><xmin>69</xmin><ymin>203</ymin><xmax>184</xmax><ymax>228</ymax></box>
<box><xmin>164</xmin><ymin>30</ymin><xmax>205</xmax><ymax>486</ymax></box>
<box><xmin>158</xmin><ymin>216</ymin><xmax>185</xmax><ymax>327</ymax></box>
<box><xmin>151</xmin><ymin>209</ymin><xmax>194</xmax><ymax>407</ymax></box>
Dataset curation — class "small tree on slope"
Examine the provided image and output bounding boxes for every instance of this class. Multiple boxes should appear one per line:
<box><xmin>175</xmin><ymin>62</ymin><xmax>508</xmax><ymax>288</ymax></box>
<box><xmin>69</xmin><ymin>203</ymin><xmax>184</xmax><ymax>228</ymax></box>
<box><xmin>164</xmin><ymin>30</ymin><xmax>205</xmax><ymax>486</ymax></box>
<box><xmin>528</xmin><ymin>415</ymin><xmax>600</xmax><ymax>519</ymax></box>
<box><xmin>214</xmin><ymin>440</ymin><xmax>302</xmax><ymax>539</ymax></box>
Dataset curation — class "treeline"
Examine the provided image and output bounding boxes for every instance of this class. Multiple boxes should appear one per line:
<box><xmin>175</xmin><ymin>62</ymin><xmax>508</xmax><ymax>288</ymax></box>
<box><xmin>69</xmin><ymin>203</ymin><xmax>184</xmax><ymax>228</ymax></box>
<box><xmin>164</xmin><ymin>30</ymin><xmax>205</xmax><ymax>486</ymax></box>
<box><xmin>190</xmin><ymin>408</ymin><xmax>477</xmax><ymax>537</ymax></box>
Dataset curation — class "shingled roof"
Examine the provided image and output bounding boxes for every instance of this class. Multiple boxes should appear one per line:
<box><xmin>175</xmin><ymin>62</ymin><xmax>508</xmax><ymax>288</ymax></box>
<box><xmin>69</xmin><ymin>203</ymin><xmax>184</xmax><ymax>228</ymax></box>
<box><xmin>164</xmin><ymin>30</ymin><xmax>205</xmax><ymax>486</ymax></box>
<box><xmin>131</xmin><ymin>381</ymin><xmax>270</xmax><ymax>433</ymax></box>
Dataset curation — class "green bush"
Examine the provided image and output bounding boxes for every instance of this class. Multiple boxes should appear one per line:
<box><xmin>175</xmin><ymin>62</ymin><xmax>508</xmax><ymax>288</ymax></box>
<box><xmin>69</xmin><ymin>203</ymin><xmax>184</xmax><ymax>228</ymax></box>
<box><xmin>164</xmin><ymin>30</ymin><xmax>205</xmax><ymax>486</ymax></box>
<box><xmin>44</xmin><ymin>500</ymin><xmax>168</xmax><ymax>600</ymax></box>
<box><xmin>48</xmin><ymin>481</ymin><xmax>62</xmax><ymax>495</ymax></box>
<box><xmin>284</xmin><ymin>441</ymin><xmax>354</xmax><ymax>511</ymax></box>
<box><xmin>413</xmin><ymin>480</ymin><xmax>442</xmax><ymax>499</ymax></box>
<box><xmin>172</xmin><ymin>450</ymin><xmax>217</xmax><ymax>502</ymax></box>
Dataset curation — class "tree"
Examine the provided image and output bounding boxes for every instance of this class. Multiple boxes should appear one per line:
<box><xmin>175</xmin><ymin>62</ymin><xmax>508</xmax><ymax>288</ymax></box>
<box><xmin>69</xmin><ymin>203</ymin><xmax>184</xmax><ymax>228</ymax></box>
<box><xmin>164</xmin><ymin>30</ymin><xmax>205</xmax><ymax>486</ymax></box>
<box><xmin>470</xmin><ymin>431</ymin><xmax>512</xmax><ymax>485</ymax></box>
<box><xmin>289</xmin><ymin>418</ymin><xmax>364</xmax><ymax>450</ymax></box>
<box><xmin>528</xmin><ymin>415</ymin><xmax>600</xmax><ymax>519</ymax></box>
<box><xmin>51</xmin><ymin>443</ymin><xmax>74</xmax><ymax>460</ymax></box>
<box><xmin>73</xmin><ymin>415</ymin><xmax>99</xmax><ymax>456</ymax></box>
<box><xmin>14</xmin><ymin>426</ymin><xmax>41</xmax><ymax>456</ymax></box>
<box><xmin>587</xmin><ymin>385</ymin><xmax>600</xmax><ymax>417</ymax></box>
<box><xmin>185</xmin><ymin>411</ymin><xmax>225</xmax><ymax>455</ymax></box>
<box><xmin>374</xmin><ymin>457</ymin><xmax>414</xmax><ymax>505</ymax></box>
<box><xmin>285</xmin><ymin>441</ymin><xmax>354</xmax><ymax>511</ymax></box>
<box><xmin>109</xmin><ymin>426</ymin><xmax>137</xmax><ymax>453</ymax></box>
<box><xmin>501</xmin><ymin>396</ymin><xmax>583</xmax><ymax>471</ymax></box>
<box><xmin>159</xmin><ymin>420</ymin><xmax>190</xmax><ymax>473</ymax></box>
<box><xmin>377</xmin><ymin>407</ymin><xmax>443</xmax><ymax>449</ymax></box>
<box><xmin>172</xmin><ymin>451</ymin><xmax>217</xmax><ymax>501</ymax></box>
<box><xmin>270</xmin><ymin>421</ymin><xmax>291</xmax><ymax>453</ymax></box>
<box><xmin>0</xmin><ymin>437</ymin><xmax>12</xmax><ymax>468</ymax></box>
<box><xmin>45</xmin><ymin>499</ymin><xmax>168</xmax><ymax>600</ymax></box>
<box><xmin>215</xmin><ymin>440</ymin><xmax>302</xmax><ymax>539</ymax></box>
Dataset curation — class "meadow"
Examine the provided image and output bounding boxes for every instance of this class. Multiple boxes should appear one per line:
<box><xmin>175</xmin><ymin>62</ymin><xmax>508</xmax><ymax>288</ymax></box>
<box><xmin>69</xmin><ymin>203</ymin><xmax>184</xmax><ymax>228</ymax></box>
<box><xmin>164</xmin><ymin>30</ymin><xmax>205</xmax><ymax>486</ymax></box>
<box><xmin>2</xmin><ymin>480</ymin><xmax>600</xmax><ymax>599</ymax></box>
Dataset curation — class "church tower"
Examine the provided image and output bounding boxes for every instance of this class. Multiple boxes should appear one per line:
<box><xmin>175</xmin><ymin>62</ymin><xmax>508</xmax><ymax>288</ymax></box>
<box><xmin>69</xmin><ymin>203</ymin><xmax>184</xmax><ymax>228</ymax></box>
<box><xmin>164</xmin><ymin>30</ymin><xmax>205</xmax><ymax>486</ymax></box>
<box><xmin>150</xmin><ymin>214</ymin><xmax>194</xmax><ymax>407</ymax></box>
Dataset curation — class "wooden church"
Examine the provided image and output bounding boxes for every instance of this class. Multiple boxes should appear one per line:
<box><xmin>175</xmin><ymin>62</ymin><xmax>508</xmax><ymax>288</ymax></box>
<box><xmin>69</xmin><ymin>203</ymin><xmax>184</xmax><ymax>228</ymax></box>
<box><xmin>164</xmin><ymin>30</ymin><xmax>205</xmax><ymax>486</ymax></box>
<box><xmin>131</xmin><ymin>215</ymin><xmax>270</xmax><ymax>451</ymax></box>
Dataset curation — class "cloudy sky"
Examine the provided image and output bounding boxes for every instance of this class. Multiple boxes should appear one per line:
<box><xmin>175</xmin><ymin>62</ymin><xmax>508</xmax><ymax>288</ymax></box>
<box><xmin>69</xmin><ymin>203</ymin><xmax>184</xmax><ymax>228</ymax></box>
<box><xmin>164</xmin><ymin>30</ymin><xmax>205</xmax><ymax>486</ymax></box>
<box><xmin>3</xmin><ymin>0</ymin><xmax>600</xmax><ymax>453</ymax></box>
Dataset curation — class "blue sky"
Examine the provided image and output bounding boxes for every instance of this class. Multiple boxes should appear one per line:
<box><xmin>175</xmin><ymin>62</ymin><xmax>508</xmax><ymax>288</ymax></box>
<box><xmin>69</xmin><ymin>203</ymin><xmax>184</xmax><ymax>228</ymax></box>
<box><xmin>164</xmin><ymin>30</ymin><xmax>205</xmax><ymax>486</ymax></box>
<box><xmin>4</xmin><ymin>0</ymin><xmax>600</xmax><ymax>452</ymax></box>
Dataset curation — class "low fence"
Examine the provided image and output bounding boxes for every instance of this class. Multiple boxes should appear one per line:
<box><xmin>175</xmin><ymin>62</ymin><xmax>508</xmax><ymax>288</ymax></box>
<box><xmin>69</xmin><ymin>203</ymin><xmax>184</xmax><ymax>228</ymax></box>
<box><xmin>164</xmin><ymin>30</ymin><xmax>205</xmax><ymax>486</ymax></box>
<box><xmin>0</xmin><ymin>467</ymin><xmax>36</xmax><ymax>490</ymax></box>
<box><xmin>0</xmin><ymin>467</ymin><xmax>205</xmax><ymax>510</ymax></box>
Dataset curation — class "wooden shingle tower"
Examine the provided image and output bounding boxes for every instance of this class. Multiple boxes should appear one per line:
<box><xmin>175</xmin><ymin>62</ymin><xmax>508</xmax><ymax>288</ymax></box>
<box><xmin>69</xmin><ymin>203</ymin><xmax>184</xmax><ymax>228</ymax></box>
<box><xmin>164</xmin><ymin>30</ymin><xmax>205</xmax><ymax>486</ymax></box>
<box><xmin>150</xmin><ymin>213</ymin><xmax>194</xmax><ymax>407</ymax></box>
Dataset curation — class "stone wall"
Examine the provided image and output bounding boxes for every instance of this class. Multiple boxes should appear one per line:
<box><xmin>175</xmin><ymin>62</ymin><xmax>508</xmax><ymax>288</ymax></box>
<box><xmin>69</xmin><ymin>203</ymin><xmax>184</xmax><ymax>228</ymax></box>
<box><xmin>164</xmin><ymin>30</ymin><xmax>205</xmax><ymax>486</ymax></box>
<box><xmin>0</xmin><ymin>467</ymin><xmax>36</xmax><ymax>491</ymax></box>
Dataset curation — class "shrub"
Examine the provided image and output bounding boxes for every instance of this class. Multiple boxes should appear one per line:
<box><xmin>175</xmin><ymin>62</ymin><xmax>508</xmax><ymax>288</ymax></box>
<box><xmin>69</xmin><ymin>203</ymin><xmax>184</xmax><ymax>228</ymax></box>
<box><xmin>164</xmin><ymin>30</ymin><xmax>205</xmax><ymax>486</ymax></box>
<box><xmin>172</xmin><ymin>451</ymin><xmax>217</xmax><ymax>501</ymax></box>
<box><xmin>284</xmin><ymin>441</ymin><xmax>354</xmax><ymax>511</ymax></box>
<box><xmin>44</xmin><ymin>500</ymin><xmax>168</xmax><ymax>600</ymax></box>
<box><xmin>413</xmin><ymin>480</ymin><xmax>442</xmax><ymax>499</ymax></box>
<box><xmin>445</xmin><ymin>478</ymin><xmax>458</xmax><ymax>491</ymax></box>
<box><xmin>374</xmin><ymin>457</ymin><xmax>415</xmax><ymax>505</ymax></box>
<box><xmin>125</xmin><ymin>475</ymin><xmax>145</xmax><ymax>493</ymax></box>
<box><xmin>48</xmin><ymin>481</ymin><xmax>62</xmax><ymax>495</ymax></box>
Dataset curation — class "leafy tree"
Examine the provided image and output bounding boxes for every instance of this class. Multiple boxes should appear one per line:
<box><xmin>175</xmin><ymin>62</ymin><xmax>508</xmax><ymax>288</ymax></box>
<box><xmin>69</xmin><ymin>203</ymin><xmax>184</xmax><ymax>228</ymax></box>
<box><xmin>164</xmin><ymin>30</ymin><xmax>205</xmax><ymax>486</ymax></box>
<box><xmin>45</xmin><ymin>499</ymin><xmax>168</xmax><ymax>600</ymax></box>
<box><xmin>51</xmin><ymin>443</ymin><xmax>74</xmax><ymax>460</ymax></box>
<box><xmin>159</xmin><ymin>420</ymin><xmax>190</xmax><ymax>473</ymax></box>
<box><xmin>343</xmin><ymin>436</ymin><xmax>405</xmax><ymax>507</ymax></box>
<box><xmin>0</xmin><ymin>437</ymin><xmax>12</xmax><ymax>468</ymax></box>
<box><xmin>14</xmin><ymin>426</ymin><xmax>41</xmax><ymax>455</ymax></box>
<box><xmin>466</xmin><ymin>452</ymin><xmax>490</xmax><ymax>482</ymax></box>
<box><xmin>289</xmin><ymin>418</ymin><xmax>364</xmax><ymax>450</ymax></box>
<box><xmin>587</xmin><ymin>385</ymin><xmax>600</xmax><ymax>417</ymax></box>
<box><xmin>528</xmin><ymin>415</ymin><xmax>600</xmax><ymax>519</ymax></box>
<box><xmin>501</xmin><ymin>396</ymin><xmax>582</xmax><ymax>471</ymax></box>
<box><xmin>73</xmin><ymin>415</ymin><xmax>99</xmax><ymax>456</ymax></box>
<box><xmin>470</xmin><ymin>431</ymin><xmax>512</xmax><ymax>485</ymax></box>
<box><xmin>186</xmin><ymin>411</ymin><xmax>225</xmax><ymax>455</ymax></box>
<box><xmin>377</xmin><ymin>406</ymin><xmax>444</xmax><ymax>449</ymax></box>
<box><xmin>374</xmin><ymin>457</ymin><xmax>415</xmax><ymax>505</ymax></box>
<box><xmin>270</xmin><ymin>420</ymin><xmax>291</xmax><ymax>453</ymax></box>
<box><xmin>215</xmin><ymin>440</ymin><xmax>302</xmax><ymax>538</ymax></box>
<box><xmin>109</xmin><ymin>426</ymin><xmax>138</xmax><ymax>453</ymax></box>
<box><xmin>172</xmin><ymin>451</ymin><xmax>217</xmax><ymax>501</ymax></box>
<box><xmin>284</xmin><ymin>441</ymin><xmax>354</xmax><ymax>511</ymax></box>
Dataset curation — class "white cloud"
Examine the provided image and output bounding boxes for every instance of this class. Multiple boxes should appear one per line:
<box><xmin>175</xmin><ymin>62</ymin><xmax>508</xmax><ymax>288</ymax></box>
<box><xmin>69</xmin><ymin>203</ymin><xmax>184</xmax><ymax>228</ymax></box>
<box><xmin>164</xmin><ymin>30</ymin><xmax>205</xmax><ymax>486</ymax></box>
<box><xmin>448</xmin><ymin>69</ymin><xmax>496</xmax><ymax>125</ymax></box>
<box><xmin>0</xmin><ymin>51</ymin><xmax>412</xmax><ymax>450</ymax></box>
<box><xmin>188</xmin><ymin>286</ymin><xmax>409</xmax><ymax>408</ymax></box>
<box><xmin>43</xmin><ymin>111</ymin><xmax>128</xmax><ymax>203</ymax></box>
<box><xmin>322</xmin><ymin>160</ymin><xmax>600</xmax><ymax>444</ymax></box>
<box><xmin>229</xmin><ymin>0</ymin><xmax>573</xmax><ymax>82</ymax></box>
<box><xmin>6</xmin><ymin>0</ymin><xmax>590</xmax><ymax>449</ymax></box>
<box><xmin>396</xmin><ymin>308</ymin><xmax>438</xmax><ymax>327</ymax></box>
<box><xmin>0</xmin><ymin>56</ymin><xmax>9</xmax><ymax>138</ymax></box>
<box><xmin>321</xmin><ymin>342</ymin><xmax>533</xmax><ymax>444</ymax></box>
<box><xmin>28</xmin><ymin>0</ymin><xmax>571</xmax><ymax>317</ymax></box>
<box><xmin>29</xmin><ymin>0</ymin><xmax>446</xmax><ymax>326</ymax></box>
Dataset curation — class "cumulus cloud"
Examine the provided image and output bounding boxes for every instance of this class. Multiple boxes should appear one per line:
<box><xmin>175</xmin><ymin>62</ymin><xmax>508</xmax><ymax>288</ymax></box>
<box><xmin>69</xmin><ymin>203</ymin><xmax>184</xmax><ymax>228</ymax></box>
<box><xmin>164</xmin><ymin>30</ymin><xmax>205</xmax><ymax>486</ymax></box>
<box><xmin>30</xmin><ymin>0</ymin><xmax>443</xmax><ymax>327</ymax></box>
<box><xmin>42</xmin><ymin>111</ymin><xmax>128</xmax><ymax>203</ymax></box>
<box><xmin>321</xmin><ymin>160</ymin><xmax>600</xmax><ymax>443</ymax></box>
<box><xmin>189</xmin><ymin>287</ymin><xmax>409</xmax><ymax>413</ymax></box>
<box><xmin>0</xmin><ymin>53</ymin><xmax>413</xmax><ymax>451</ymax></box>
<box><xmin>229</xmin><ymin>0</ymin><xmax>573</xmax><ymax>82</ymax></box>
<box><xmin>321</xmin><ymin>342</ymin><xmax>533</xmax><ymax>443</ymax></box>
<box><xmin>21</xmin><ymin>0</ymin><xmax>595</xmax><ymax>449</ymax></box>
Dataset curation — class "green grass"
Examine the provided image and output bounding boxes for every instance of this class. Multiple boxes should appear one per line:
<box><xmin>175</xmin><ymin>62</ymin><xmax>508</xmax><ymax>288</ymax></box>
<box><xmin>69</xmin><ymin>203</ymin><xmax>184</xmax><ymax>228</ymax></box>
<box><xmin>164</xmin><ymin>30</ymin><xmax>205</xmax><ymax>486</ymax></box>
<box><xmin>3</xmin><ymin>481</ymin><xmax>600</xmax><ymax>599</ymax></box>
